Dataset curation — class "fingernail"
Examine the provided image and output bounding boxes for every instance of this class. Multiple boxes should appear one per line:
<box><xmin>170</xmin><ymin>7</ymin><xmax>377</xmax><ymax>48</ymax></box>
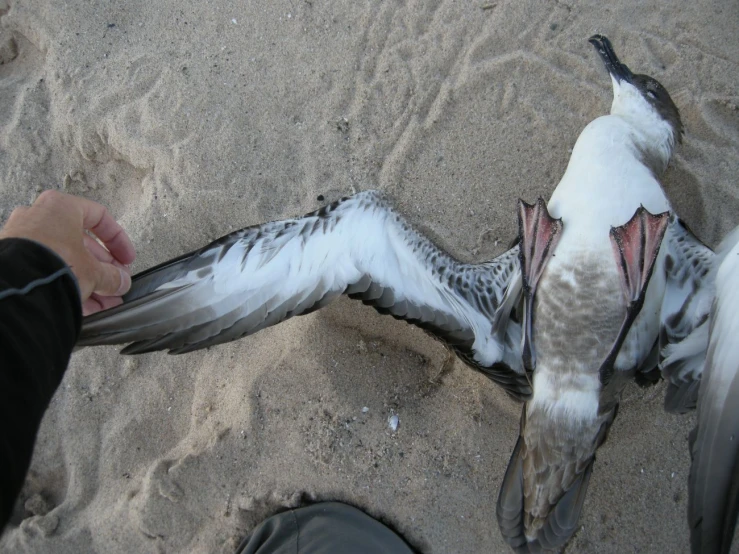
<box><xmin>117</xmin><ymin>268</ymin><xmax>132</xmax><ymax>295</ymax></box>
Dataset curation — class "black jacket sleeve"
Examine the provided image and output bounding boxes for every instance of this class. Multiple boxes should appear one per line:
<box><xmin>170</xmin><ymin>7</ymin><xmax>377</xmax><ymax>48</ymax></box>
<box><xmin>0</xmin><ymin>238</ymin><xmax>82</xmax><ymax>529</ymax></box>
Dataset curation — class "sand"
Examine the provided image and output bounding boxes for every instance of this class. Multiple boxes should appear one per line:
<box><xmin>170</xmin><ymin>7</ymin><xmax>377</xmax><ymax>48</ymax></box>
<box><xmin>1</xmin><ymin>0</ymin><xmax>738</xmax><ymax>552</ymax></box>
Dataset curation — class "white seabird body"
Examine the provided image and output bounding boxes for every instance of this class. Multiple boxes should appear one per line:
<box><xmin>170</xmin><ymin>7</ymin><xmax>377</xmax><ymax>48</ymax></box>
<box><xmin>497</xmin><ymin>35</ymin><xmax>691</xmax><ymax>551</ymax></box>
<box><xmin>531</xmin><ymin>111</ymin><xmax>673</xmax><ymax>422</ymax></box>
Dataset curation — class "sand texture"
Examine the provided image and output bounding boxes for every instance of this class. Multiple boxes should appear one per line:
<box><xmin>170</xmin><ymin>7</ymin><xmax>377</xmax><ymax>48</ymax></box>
<box><xmin>1</xmin><ymin>0</ymin><xmax>738</xmax><ymax>552</ymax></box>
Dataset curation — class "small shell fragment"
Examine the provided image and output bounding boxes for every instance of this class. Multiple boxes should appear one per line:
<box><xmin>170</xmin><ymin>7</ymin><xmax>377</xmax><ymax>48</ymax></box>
<box><xmin>388</xmin><ymin>414</ymin><xmax>399</xmax><ymax>432</ymax></box>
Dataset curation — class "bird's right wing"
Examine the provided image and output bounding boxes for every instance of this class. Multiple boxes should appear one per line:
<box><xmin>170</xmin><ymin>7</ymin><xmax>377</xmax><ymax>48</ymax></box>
<box><xmin>688</xmin><ymin>228</ymin><xmax>739</xmax><ymax>554</ymax></box>
<box><xmin>80</xmin><ymin>191</ymin><xmax>525</xmax><ymax>392</ymax></box>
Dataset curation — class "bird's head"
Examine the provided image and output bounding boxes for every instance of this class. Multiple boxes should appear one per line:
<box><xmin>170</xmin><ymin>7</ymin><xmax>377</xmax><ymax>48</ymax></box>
<box><xmin>589</xmin><ymin>34</ymin><xmax>683</xmax><ymax>173</ymax></box>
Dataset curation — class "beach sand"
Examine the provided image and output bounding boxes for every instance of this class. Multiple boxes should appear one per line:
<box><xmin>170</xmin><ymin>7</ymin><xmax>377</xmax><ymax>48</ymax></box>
<box><xmin>1</xmin><ymin>0</ymin><xmax>737</xmax><ymax>552</ymax></box>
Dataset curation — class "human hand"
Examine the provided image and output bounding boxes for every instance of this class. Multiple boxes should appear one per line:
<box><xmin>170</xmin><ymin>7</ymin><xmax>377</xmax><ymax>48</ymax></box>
<box><xmin>0</xmin><ymin>190</ymin><xmax>136</xmax><ymax>315</ymax></box>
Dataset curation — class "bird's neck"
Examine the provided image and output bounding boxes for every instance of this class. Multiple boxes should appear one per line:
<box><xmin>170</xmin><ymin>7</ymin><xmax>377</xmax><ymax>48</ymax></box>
<box><xmin>609</xmin><ymin>94</ymin><xmax>678</xmax><ymax>176</ymax></box>
<box><xmin>578</xmin><ymin>114</ymin><xmax>674</xmax><ymax>176</ymax></box>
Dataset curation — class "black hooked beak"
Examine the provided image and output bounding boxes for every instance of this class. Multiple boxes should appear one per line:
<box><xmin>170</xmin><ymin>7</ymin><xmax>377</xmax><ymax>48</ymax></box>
<box><xmin>589</xmin><ymin>34</ymin><xmax>633</xmax><ymax>84</ymax></box>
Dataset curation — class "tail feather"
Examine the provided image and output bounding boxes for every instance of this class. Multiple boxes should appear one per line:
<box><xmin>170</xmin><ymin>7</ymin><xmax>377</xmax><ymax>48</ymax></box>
<box><xmin>497</xmin><ymin>407</ymin><xmax>598</xmax><ymax>552</ymax></box>
<box><xmin>539</xmin><ymin>460</ymin><xmax>593</xmax><ymax>548</ymax></box>
<box><xmin>496</xmin><ymin>435</ymin><xmax>529</xmax><ymax>551</ymax></box>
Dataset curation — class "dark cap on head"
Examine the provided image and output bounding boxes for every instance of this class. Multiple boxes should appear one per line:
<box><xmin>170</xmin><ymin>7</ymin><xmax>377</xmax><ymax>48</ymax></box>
<box><xmin>589</xmin><ymin>34</ymin><xmax>683</xmax><ymax>141</ymax></box>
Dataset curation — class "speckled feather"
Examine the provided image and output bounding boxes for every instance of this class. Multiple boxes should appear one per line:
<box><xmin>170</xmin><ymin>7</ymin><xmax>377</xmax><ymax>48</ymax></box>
<box><xmin>80</xmin><ymin>190</ymin><xmax>530</xmax><ymax>398</ymax></box>
<box><xmin>659</xmin><ymin>216</ymin><xmax>717</xmax><ymax>413</ymax></box>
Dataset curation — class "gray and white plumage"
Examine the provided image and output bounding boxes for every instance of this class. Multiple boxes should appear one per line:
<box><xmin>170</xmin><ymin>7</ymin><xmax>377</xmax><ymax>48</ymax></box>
<box><xmin>77</xmin><ymin>35</ymin><xmax>731</xmax><ymax>554</ymax></box>
<box><xmin>496</xmin><ymin>35</ymin><xmax>723</xmax><ymax>553</ymax></box>
<box><xmin>80</xmin><ymin>190</ymin><xmax>530</xmax><ymax>397</ymax></box>
<box><xmin>662</xmin><ymin>227</ymin><xmax>739</xmax><ymax>554</ymax></box>
<box><xmin>659</xmin><ymin>218</ymin><xmax>716</xmax><ymax>413</ymax></box>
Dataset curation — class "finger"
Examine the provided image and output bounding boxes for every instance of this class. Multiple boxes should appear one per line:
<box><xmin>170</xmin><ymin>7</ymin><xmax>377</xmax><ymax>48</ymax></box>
<box><xmin>84</xmin><ymin>236</ymin><xmax>133</xmax><ymax>279</ymax></box>
<box><xmin>83</xmin><ymin>294</ymin><xmax>123</xmax><ymax>316</ymax></box>
<box><xmin>82</xmin><ymin>296</ymin><xmax>103</xmax><ymax>316</ymax></box>
<box><xmin>8</xmin><ymin>205</ymin><xmax>30</xmax><ymax>218</ymax></box>
<box><xmin>0</xmin><ymin>206</ymin><xmax>29</xmax><ymax>232</ymax></box>
<box><xmin>94</xmin><ymin>293</ymin><xmax>124</xmax><ymax>310</ymax></box>
<box><xmin>83</xmin><ymin>234</ymin><xmax>114</xmax><ymax>264</ymax></box>
<box><xmin>74</xmin><ymin>196</ymin><xmax>136</xmax><ymax>265</ymax></box>
<box><xmin>93</xmin><ymin>260</ymin><xmax>132</xmax><ymax>297</ymax></box>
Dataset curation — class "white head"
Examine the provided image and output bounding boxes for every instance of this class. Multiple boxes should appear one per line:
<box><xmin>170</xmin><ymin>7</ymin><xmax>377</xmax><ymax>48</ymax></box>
<box><xmin>589</xmin><ymin>35</ymin><xmax>683</xmax><ymax>175</ymax></box>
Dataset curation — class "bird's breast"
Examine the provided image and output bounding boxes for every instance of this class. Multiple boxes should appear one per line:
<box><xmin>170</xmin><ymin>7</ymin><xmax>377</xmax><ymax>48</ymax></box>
<box><xmin>547</xmin><ymin>116</ymin><xmax>672</xmax><ymax>243</ymax></box>
<box><xmin>536</xmin><ymin>255</ymin><xmax>625</xmax><ymax>363</ymax></box>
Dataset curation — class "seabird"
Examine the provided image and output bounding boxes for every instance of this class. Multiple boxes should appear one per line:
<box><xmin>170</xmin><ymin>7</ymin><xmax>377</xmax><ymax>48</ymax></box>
<box><xmin>78</xmin><ymin>35</ymin><xmax>725</xmax><ymax>552</ymax></box>
<box><xmin>661</xmin><ymin>226</ymin><xmax>739</xmax><ymax>554</ymax></box>
<box><xmin>494</xmin><ymin>35</ymin><xmax>725</xmax><ymax>552</ymax></box>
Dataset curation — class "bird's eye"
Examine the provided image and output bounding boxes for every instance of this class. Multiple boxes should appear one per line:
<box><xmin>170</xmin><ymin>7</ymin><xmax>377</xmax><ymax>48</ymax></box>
<box><xmin>646</xmin><ymin>91</ymin><xmax>657</xmax><ymax>100</ymax></box>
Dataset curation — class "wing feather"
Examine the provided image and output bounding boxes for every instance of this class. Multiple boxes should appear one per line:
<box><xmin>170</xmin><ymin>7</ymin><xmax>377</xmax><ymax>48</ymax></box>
<box><xmin>659</xmin><ymin>217</ymin><xmax>716</xmax><ymax>412</ymax></box>
<box><xmin>80</xmin><ymin>191</ymin><xmax>524</xmax><ymax>392</ymax></box>
<box><xmin>688</xmin><ymin>229</ymin><xmax>739</xmax><ymax>554</ymax></box>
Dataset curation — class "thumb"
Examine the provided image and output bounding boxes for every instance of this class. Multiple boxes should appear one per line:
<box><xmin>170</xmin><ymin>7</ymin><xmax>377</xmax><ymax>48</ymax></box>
<box><xmin>93</xmin><ymin>261</ymin><xmax>132</xmax><ymax>297</ymax></box>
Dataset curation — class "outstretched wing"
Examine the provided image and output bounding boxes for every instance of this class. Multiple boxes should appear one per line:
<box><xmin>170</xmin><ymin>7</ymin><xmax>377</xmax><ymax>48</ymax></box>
<box><xmin>688</xmin><ymin>228</ymin><xmax>739</xmax><ymax>554</ymax></box>
<box><xmin>658</xmin><ymin>216</ymin><xmax>716</xmax><ymax>413</ymax></box>
<box><xmin>80</xmin><ymin>191</ymin><xmax>525</xmax><ymax>391</ymax></box>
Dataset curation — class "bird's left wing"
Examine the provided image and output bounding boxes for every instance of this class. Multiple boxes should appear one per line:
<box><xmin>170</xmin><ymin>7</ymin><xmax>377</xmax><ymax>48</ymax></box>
<box><xmin>80</xmin><ymin>191</ymin><xmax>523</xmax><ymax>385</ymax></box>
<box><xmin>659</xmin><ymin>216</ymin><xmax>716</xmax><ymax>413</ymax></box>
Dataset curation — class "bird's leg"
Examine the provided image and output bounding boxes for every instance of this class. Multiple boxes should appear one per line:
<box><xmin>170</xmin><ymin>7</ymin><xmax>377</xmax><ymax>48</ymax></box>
<box><xmin>599</xmin><ymin>206</ymin><xmax>670</xmax><ymax>385</ymax></box>
<box><xmin>517</xmin><ymin>198</ymin><xmax>563</xmax><ymax>372</ymax></box>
